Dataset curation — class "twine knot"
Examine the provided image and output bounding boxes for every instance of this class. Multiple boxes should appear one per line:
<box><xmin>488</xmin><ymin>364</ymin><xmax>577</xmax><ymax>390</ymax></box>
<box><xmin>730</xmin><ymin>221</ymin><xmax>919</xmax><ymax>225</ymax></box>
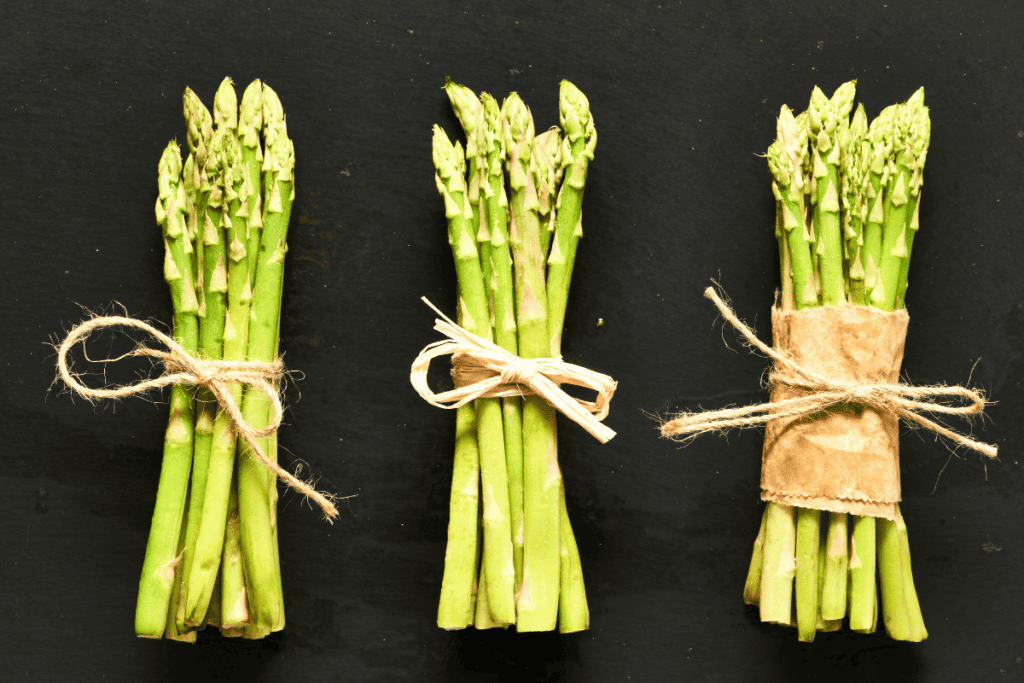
<box><xmin>410</xmin><ymin>298</ymin><xmax>618</xmax><ymax>443</ymax></box>
<box><xmin>660</xmin><ymin>287</ymin><xmax>998</xmax><ymax>459</ymax></box>
<box><xmin>501</xmin><ymin>357</ymin><xmax>541</xmax><ymax>386</ymax></box>
<box><xmin>56</xmin><ymin>315</ymin><xmax>339</xmax><ymax>519</ymax></box>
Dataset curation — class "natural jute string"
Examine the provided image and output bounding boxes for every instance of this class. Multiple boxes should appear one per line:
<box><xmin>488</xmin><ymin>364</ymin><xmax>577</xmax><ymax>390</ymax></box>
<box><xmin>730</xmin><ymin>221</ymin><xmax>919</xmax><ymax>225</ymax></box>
<box><xmin>56</xmin><ymin>315</ymin><xmax>339</xmax><ymax>519</ymax></box>
<box><xmin>660</xmin><ymin>287</ymin><xmax>998</xmax><ymax>458</ymax></box>
<box><xmin>410</xmin><ymin>298</ymin><xmax>617</xmax><ymax>443</ymax></box>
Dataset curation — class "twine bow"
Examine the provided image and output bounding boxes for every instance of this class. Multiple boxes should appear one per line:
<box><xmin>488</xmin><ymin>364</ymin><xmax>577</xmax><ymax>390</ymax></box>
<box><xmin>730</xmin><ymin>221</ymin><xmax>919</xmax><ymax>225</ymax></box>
<box><xmin>410</xmin><ymin>298</ymin><xmax>617</xmax><ymax>443</ymax></box>
<box><xmin>660</xmin><ymin>288</ymin><xmax>998</xmax><ymax>458</ymax></box>
<box><xmin>56</xmin><ymin>315</ymin><xmax>339</xmax><ymax>519</ymax></box>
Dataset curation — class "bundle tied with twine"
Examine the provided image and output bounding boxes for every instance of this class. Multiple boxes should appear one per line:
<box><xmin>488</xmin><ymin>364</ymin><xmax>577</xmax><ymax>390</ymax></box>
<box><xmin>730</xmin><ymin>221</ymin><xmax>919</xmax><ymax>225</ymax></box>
<box><xmin>56</xmin><ymin>314</ymin><xmax>339</xmax><ymax>519</ymax></box>
<box><xmin>662</xmin><ymin>287</ymin><xmax>996</xmax><ymax>455</ymax></box>
<box><xmin>410</xmin><ymin>298</ymin><xmax>618</xmax><ymax>443</ymax></box>
<box><xmin>661</xmin><ymin>288</ymin><xmax>996</xmax><ymax>515</ymax></box>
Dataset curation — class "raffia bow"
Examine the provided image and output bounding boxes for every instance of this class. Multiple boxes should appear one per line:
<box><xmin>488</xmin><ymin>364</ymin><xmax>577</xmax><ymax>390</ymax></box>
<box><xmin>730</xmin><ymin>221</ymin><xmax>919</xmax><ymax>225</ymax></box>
<box><xmin>410</xmin><ymin>298</ymin><xmax>617</xmax><ymax>443</ymax></box>
<box><xmin>56</xmin><ymin>315</ymin><xmax>339</xmax><ymax>519</ymax></box>
<box><xmin>660</xmin><ymin>287</ymin><xmax>998</xmax><ymax>459</ymax></box>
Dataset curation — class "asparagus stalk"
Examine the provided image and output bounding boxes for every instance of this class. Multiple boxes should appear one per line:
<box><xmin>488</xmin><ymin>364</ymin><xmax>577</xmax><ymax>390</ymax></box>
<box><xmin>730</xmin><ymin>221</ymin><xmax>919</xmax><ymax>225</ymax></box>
<box><xmin>481</xmin><ymin>91</ymin><xmax>527</xmax><ymax>597</ymax></box>
<box><xmin>531</xmin><ymin>128</ymin><xmax>565</xmax><ymax>260</ymax></box>
<box><xmin>848</xmin><ymin>514</ymin><xmax>877</xmax><ymax>631</ymax></box>
<box><xmin>795</xmin><ymin>507</ymin><xmax>821</xmax><ymax>641</ymax></box>
<box><xmin>446</xmin><ymin>82</ymin><xmax>521</xmax><ymax>626</ymax></box>
<box><xmin>235</xmin><ymin>83</ymin><xmax>296</xmax><ymax>633</ymax></box>
<box><xmin>895</xmin><ymin>89</ymin><xmax>929</xmax><ymax>309</ymax></box>
<box><xmin>432</xmin><ymin>123</ymin><xmax>516</xmax><ymax>625</ymax></box>
<box><xmin>546</xmin><ymin>80</ymin><xmax>596</xmax><ymax>354</ymax></box>
<box><xmin>183</xmin><ymin>128</ymin><xmax>251</xmax><ymax>626</ymax></box>
<box><xmin>540</xmin><ymin>81</ymin><xmax>598</xmax><ymax>632</ymax></box>
<box><xmin>820</xmin><ymin>512</ymin><xmax>848</xmax><ymax>620</ymax></box>
<box><xmin>502</xmin><ymin>94</ymin><xmax>562</xmax><ymax>632</ymax></box>
<box><xmin>808</xmin><ymin>82</ymin><xmax>856</xmax><ymax>307</ymax></box>
<box><xmin>136</xmin><ymin>142</ymin><xmax>200</xmax><ymax>637</ymax></box>
<box><xmin>870</xmin><ymin>104</ymin><xmax>913</xmax><ymax>312</ymax></box>
<box><xmin>768</xmin><ymin>108</ymin><xmax>816</xmax><ymax>309</ymax></box>
<box><xmin>438</xmin><ymin>402</ymin><xmax>481</xmax><ymax>629</ymax></box>
<box><xmin>758</xmin><ymin>503</ymin><xmax>796</xmax><ymax>625</ymax></box>
<box><xmin>174</xmin><ymin>86</ymin><xmax>225</xmax><ymax>633</ymax></box>
<box><xmin>843</xmin><ymin>104</ymin><xmax>869</xmax><ymax>305</ymax></box>
<box><xmin>743</xmin><ymin>507</ymin><xmax>768</xmax><ymax>605</ymax></box>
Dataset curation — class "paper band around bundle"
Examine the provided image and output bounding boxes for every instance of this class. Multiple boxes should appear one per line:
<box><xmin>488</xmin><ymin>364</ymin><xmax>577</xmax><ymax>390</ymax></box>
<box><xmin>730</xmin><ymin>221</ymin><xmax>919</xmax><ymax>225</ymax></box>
<box><xmin>410</xmin><ymin>297</ymin><xmax>617</xmax><ymax>443</ymax></box>
<box><xmin>55</xmin><ymin>315</ymin><xmax>339</xmax><ymax>519</ymax></box>
<box><xmin>661</xmin><ymin>287</ymin><xmax>996</xmax><ymax>520</ymax></box>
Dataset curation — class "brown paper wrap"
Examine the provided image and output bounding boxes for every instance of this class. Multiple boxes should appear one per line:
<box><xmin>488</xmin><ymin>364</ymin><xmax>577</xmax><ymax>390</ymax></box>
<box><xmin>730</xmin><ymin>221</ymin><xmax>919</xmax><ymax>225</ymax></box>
<box><xmin>761</xmin><ymin>304</ymin><xmax>910</xmax><ymax>520</ymax></box>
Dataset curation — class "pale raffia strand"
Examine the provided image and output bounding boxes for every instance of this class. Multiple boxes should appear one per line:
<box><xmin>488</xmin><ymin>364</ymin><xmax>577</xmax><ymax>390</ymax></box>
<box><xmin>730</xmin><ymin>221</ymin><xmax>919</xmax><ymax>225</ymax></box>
<box><xmin>660</xmin><ymin>287</ymin><xmax>998</xmax><ymax>459</ymax></box>
<box><xmin>410</xmin><ymin>298</ymin><xmax>617</xmax><ymax>443</ymax></box>
<box><xmin>56</xmin><ymin>315</ymin><xmax>339</xmax><ymax>519</ymax></box>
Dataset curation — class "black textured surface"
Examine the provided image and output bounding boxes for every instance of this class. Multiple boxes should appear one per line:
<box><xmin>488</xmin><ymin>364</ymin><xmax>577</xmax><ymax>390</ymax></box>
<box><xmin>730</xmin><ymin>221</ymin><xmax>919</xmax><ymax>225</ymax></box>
<box><xmin>3</xmin><ymin>1</ymin><xmax>1023</xmax><ymax>681</ymax></box>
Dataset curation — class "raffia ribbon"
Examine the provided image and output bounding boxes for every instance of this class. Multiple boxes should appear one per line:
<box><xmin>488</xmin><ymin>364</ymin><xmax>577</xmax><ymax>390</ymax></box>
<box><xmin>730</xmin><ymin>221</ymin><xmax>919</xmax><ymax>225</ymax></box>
<box><xmin>56</xmin><ymin>315</ymin><xmax>339</xmax><ymax>519</ymax></box>
<box><xmin>410</xmin><ymin>298</ymin><xmax>617</xmax><ymax>443</ymax></box>
<box><xmin>661</xmin><ymin>287</ymin><xmax>997</xmax><ymax>459</ymax></box>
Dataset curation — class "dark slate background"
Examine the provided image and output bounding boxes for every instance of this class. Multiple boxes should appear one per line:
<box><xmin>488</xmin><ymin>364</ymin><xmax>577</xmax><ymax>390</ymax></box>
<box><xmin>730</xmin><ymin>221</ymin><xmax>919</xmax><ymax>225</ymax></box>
<box><xmin>3</xmin><ymin>1</ymin><xmax>1022</xmax><ymax>681</ymax></box>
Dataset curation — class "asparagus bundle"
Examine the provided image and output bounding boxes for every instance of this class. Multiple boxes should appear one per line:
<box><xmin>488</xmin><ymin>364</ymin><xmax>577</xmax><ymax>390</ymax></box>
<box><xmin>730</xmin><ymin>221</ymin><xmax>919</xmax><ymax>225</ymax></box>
<box><xmin>745</xmin><ymin>82</ymin><xmax>931</xmax><ymax>642</ymax></box>
<box><xmin>431</xmin><ymin>79</ymin><xmax>598</xmax><ymax>633</ymax></box>
<box><xmin>137</xmin><ymin>77</ymin><xmax>297</xmax><ymax>640</ymax></box>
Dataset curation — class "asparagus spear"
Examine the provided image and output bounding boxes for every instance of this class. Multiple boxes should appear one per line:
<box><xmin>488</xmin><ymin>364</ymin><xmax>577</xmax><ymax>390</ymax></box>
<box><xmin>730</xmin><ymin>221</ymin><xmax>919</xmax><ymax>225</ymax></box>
<box><xmin>235</xmin><ymin>83</ymin><xmax>296</xmax><ymax>633</ymax></box>
<box><xmin>795</xmin><ymin>507</ymin><xmax>821</xmax><ymax>641</ymax></box>
<box><xmin>183</xmin><ymin>128</ymin><xmax>251</xmax><ymax>627</ymax></box>
<box><xmin>743</xmin><ymin>507</ymin><xmax>769</xmax><ymax>605</ymax></box>
<box><xmin>546</xmin><ymin>80</ymin><xmax>596</xmax><ymax>355</ymax></box>
<box><xmin>531</xmin><ymin>128</ymin><xmax>565</xmax><ymax>260</ymax></box>
<box><xmin>539</xmin><ymin>80</ymin><xmax>598</xmax><ymax>633</ymax></box>
<box><xmin>895</xmin><ymin>89</ymin><xmax>929</xmax><ymax>309</ymax></box>
<box><xmin>502</xmin><ymin>94</ymin><xmax>562</xmax><ymax>632</ymax></box>
<box><xmin>808</xmin><ymin>81</ymin><xmax>855</xmax><ymax>307</ymax></box>
<box><xmin>843</xmin><ymin>104</ymin><xmax>869</xmax><ymax>305</ymax></box>
<box><xmin>432</xmin><ymin>123</ymin><xmax>516</xmax><ymax>625</ymax></box>
<box><xmin>809</xmin><ymin>87</ymin><xmax>857</xmax><ymax>619</ymax></box>
<box><xmin>136</xmin><ymin>142</ymin><xmax>200</xmax><ymax>637</ymax></box>
<box><xmin>758</xmin><ymin>503</ymin><xmax>795</xmax><ymax>625</ymax></box>
<box><xmin>481</xmin><ymin>91</ymin><xmax>527</xmax><ymax>598</ymax></box>
<box><xmin>768</xmin><ymin>108</ymin><xmax>816</xmax><ymax>309</ymax></box>
<box><xmin>174</xmin><ymin>86</ymin><xmax>225</xmax><ymax>633</ymax></box>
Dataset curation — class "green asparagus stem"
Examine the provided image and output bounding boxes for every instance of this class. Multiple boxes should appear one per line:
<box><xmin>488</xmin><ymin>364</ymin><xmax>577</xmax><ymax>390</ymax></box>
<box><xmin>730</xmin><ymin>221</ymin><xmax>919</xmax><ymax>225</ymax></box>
<box><xmin>546</xmin><ymin>80</ymin><xmax>596</xmax><ymax>354</ymax></box>
<box><xmin>743</xmin><ymin>506</ymin><xmax>768</xmax><ymax>605</ymax></box>
<box><xmin>877</xmin><ymin>513</ymin><xmax>912</xmax><ymax>640</ymax></box>
<box><xmin>136</xmin><ymin>142</ymin><xmax>200</xmax><ymax>637</ymax></box>
<box><xmin>432</xmin><ymin>123</ymin><xmax>517</xmax><ymax>625</ymax></box>
<box><xmin>503</xmin><ymin>94</ymin><xmax>562</xmax><ymax>632</ymax></box>
<box><xmin>220</xmin><ymin>475</ymin><xmax>249</xmax><ymax>628</ymax></box>
<box><xmin>769</xmin><ymin>108</ymin><xmax>816</xmax><ymax>309</ymax></box>
<box><xmin>808</xmin><ymin>82</ymin><xmax>855</xmax><ymax>307</ymax></box>
<box><xmin>236</xmin><ymin>84</ymin><xmax>294</xmax><ymax>632</ymax></box>
<box><xmin>444</xmin><ymin>80</ymin><xmax>490</xmax><ymax>301</ymax></box>
<box><xmin>848</xmin><ymin>514</ymin><xmax>877</xmax><ymax>632</ymax></box>
<box><xmin>820</xmin><ymin>512</ymin><xmax>848</xmax><ymax>619</ymax></box>
<box><xmin>815</xmin><ymin>538</ymin><xmax>841</xmax><ymax>632</ymax></box>
<box><xmin>843</xmin><ymin>105</ymin><xmax>869</xmax><ymax>305</ymax></box>
<box><xmin>870</xmin><ymin>100</ymin><xmax>919</xmax><ymax>312</ymax></box>
<box><xmin>895</xmin><ymin>90</ymin><xmax>929</xmax><ymax>308</ymax></box>
<box><xmin>795</xmin><ymin>507</ymin><xmax>821</xmax><ymax>641</ymax></box>
<box><xmin>176</xmin><ymin>84</ymin><xmax>231</xmax><ymax>633</ymax></box>
<box><xmin>558</xmin><ymin>482</ymin><xmax>589</xmax><ymax>633</ymax></box>
<box><xmin>860</xmin><ymin>108</ymin><xmax>893</xmax><ymax>302</ymax></box>
<box><xmin>438</xmin><ymin>403</ymin><xmax>481</xmax><ymax>629</ymax></box>
<box><xmin>531</xmin><ymin>128</ymin><xmax>565</xmax><ymax>260</ymax></box>
<box><xmin>162</xmin><ymin>503</ymin><xmax>196</xmax><ymax>642</ymax></box>
<box><xmin>183</xmin><ymin>129</ymin><xmax>251</xmax><ymax>627</ymax></box>
<box><xmin>481</xmin><ymin>91</ymin><xmax>527</xmax><ymax>597</ymax></box>
<box><xmin>758</xmin><ymin>502</ymin><xmax>796</xmax><ymax>625</ymax></box>
<box><xmin>896</xmin><ymin>507</ymin><xmax>928</xmax><ymax>640</ymax></box>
